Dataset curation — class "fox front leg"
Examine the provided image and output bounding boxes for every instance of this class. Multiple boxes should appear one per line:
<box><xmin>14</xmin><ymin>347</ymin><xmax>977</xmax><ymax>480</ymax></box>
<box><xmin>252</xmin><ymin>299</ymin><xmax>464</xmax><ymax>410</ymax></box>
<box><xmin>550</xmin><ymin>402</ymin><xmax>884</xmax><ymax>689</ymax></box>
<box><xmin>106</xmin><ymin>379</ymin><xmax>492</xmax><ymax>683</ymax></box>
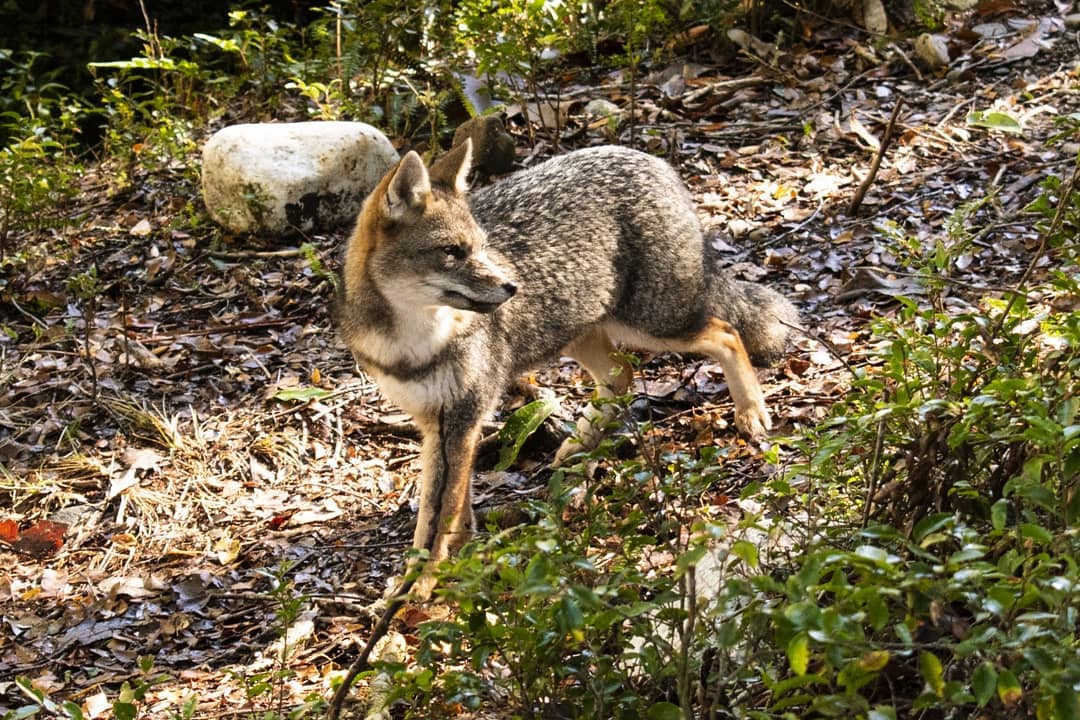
<box><xmin>409</xmin><ymin>406</ymin><xmax>483</xmax><ymax>599</ymax></box>
<box><xmin>554</xmin><ymin>329</ymin><xmax>635</xmax><ymax>465</ymax></box>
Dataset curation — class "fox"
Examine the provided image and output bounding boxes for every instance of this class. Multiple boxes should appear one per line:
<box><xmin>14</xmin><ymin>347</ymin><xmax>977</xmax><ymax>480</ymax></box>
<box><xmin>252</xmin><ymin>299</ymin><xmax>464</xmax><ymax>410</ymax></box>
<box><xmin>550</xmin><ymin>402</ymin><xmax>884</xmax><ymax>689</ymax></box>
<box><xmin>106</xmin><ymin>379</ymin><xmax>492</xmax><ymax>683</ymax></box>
<box><xmin>337</xmin><ymin>140</ymin><xmax>798</xmax><ymax>596</ymax></box>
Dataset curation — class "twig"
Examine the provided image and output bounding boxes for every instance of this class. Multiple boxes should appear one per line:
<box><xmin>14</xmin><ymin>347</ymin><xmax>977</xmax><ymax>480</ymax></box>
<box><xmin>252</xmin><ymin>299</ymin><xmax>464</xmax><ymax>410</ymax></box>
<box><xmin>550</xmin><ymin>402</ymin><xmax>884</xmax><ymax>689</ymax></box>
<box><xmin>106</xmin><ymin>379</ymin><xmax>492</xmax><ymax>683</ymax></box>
<box><xmin>848</xmin><ymin>99</ymin><xmax>905</xmax><ymax>216</ymax></box>
<box><xmin>887</xmin><ymin>42</ymin><xmax>924</xmax><ymax>82</ymax></box>
<box><xmin>134</xmin><ymin>316</ymin><xmax>302</xmax><ymax>343</ymax></box>
<box><xmin>767</xmin><ymin>199</ymin><xmax>825</xmax><ymax>244</ymax></box>
<box><xmin>849</xmin><ymin>265</ymin><xmax>1016</xmax><ymax>294</ymax></box>
<box><xmin>327</xmin><ymin>577</ymin><xmax>418</xmax><ymax>720</ymax></box>
<box><xmin>7</xmin><ymin>296</ymin><xmax>48</xmax><ymax>330</ymax></box>
<box><xmin>862</xmin><ymin>417</ymin><xmax>887</xmax><ymax>528</ymax></box>
<box><xmin>206</xmin><ymin>247</ymin><xmax>309</xmax><ymax>260</ymax></box>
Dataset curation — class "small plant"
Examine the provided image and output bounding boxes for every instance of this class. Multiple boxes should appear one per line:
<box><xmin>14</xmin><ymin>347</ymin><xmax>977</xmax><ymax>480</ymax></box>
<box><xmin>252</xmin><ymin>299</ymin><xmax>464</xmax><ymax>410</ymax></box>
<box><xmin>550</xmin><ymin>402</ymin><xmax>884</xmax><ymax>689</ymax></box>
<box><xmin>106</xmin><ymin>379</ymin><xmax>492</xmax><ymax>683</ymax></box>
<box><xmin>8</xmin><ymin>656</ymin><xmax>195</xmax><ymax>720</ymax></box>
<box><xmin>299</xmin><ymin>242</ymin><xmax>339</xmax><ymax>291</ymax></box>
<box><xmin>0</xmin><ymin>50</ymin><xmax>83</xmax><ymax>260</ymax></box>
<box><xmin>226</xmin><ymin>561</ymin><xmax>325</xmax><ymax>719</ymax></box>
<box><xmin>453</xmin><ymin>0</ymin><xmax>584</xmax><ymax>140</ymax></box>
<box><xmin>763</xmin><ymin>167</ymin><xmax>1080</xmax><ymax>717</ymax></box>
<box><xmin>65</xmin><ymin>266</ymin><xmax>104</xmax><ymax>405</ymax></box>
<box><xmin>605</xmin><ymin>0</ymin><xmax>671</xmax><ymax>146</ymax></box>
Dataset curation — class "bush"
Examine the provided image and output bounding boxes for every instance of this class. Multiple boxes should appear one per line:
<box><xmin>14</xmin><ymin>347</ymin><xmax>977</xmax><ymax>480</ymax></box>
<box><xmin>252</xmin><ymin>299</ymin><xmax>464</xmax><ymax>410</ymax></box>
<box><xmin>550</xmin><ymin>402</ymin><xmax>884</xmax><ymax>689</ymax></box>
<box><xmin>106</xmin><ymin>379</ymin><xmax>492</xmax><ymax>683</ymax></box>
<box><xmin>379</xmin><ymin>162</ymin><xmax>1080</xmax><ymax>719</ymax></box>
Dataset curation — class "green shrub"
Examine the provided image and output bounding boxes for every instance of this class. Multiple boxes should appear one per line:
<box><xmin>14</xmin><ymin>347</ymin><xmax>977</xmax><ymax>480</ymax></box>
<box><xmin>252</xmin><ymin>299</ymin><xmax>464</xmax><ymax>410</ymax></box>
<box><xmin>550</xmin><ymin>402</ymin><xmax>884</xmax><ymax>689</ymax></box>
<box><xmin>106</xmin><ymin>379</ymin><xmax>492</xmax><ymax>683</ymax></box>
<box><xmin>380</xmin><ymin>161</ymin><xmax>1080</xmax><ymax>719</ymax></box>
<box><xmin>0</xmin><ymin>50</ymin><xmax>83</xmax><ymax>260</ymax></box>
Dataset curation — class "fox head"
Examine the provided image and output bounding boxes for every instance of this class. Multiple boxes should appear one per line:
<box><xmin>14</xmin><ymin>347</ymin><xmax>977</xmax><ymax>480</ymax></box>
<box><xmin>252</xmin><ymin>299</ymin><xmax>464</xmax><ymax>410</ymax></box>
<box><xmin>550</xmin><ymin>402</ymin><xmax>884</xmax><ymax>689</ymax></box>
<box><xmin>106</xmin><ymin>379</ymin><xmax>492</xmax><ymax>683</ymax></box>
<box><xmin>344</xmin><ymin>138</ymin><xmax>517</xmax><ymax>315</ymax></box>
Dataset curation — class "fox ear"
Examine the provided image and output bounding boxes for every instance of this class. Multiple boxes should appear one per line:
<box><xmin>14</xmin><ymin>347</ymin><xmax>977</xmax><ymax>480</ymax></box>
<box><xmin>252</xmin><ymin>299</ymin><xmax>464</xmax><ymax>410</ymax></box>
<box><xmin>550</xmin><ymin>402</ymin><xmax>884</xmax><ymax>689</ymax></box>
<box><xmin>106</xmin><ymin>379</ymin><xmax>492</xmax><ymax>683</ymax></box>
<box><xmin>385</xmin><ymin>151</ymin><xmax>430</xmax><ymax>223</ymax></box>
<box><xmin>429</xmin><ymin>138</ymin><xmax>472</xmax><ymax>194</ymax></box>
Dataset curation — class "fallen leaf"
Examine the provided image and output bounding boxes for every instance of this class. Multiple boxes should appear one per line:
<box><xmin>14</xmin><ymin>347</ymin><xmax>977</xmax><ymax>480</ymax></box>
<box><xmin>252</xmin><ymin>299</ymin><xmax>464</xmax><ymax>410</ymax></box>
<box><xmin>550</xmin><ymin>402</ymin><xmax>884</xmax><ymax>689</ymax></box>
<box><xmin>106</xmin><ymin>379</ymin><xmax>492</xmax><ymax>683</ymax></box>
<box><xmin>99</xmin><ymin>574</ymin><xmax>167</xmax><ymax>599</ymax></box>
<box><xmin>13</xmin><ymin>520</ymin><xmax>68</xmax><ymax>558</ymax></box>
<box><xmin>0</xmin><ymin>518</ymin><xmax>18</xmax><ymax>542</ymax></box>
<box><xmin>129</xmin><ymin>218</ymin><xmax>153</xmax><ymax>236</ymax></box>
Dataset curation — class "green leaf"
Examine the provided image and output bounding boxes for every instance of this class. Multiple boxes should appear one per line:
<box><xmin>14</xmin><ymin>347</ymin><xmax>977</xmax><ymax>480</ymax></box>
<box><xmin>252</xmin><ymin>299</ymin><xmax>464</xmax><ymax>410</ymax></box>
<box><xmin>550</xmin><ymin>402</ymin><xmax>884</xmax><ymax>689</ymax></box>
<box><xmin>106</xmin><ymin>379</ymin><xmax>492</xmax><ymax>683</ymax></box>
<box><xmin>675</xmin><ymin>544</ymin><xmax>707</xmax><ymax>578</ymax></box>
<box><xmin>966</xmin><ymin>110</ymin><xmax>1022</xmax><ymax>134</ymax></box>
<box><xmin>272</xmin><ymin>386</ymin><xmax>331</xmax><ymax>402</ymax></box>
<box><xmin>919</xmin><ymin>651</ymin><xmax>945</xmax><ymax>697</ymax></box>
<box><xmin>787</xmin><ymin>632</ymin><xmax>810</xmax><ymax>676</ymax></box>
<box><xmin>991</xmin><ymin>499</ymin><xmax>1009</xmax><ymax>531</ymax></box>
<box><xmin>913</xmin><ymin>513</ymin><xmax>953</xmax><ymax>542</ymax></box>
<box><xmin>972</xmin><ymin>661</ymin><xmax>997</xmax><ymax>707</ymax></box>
<box><xmin>997</xmin><ymin>669</ymin><xmax>1023</xmax><ymax>707</ymax></box>
<box><xmin>858</xmin><ymin>650</ymin><xmax>890</xmax><ymax>672</ymax></box>
<box><xmin>555</xmin><ymin>595</ymin><xmax>584</xmax><ymax>634</ymax></box>
<box><xmin>1019</xmin><ymin>523</ymin><xmax>1053</xmax><ymax>545</ymax></box>
<box><xmin>854</xmin><ymin>545</ymin><xmax>890</xmax><ymax>565</ymax></box>
<box><xmin>112</xmin><ymin>702</ymin><xmax>138</xmax><ymax>720</ymax></box>
<box><xmin>731</xmin><ymin>539</ymin><xmax>759</xmax><ymax>569</ymax></box>
<box><xmin>1055</xmin><ymin>688</ymin><xmax>1079</xmax><ymax>720</ymax></box>
<box><xmin>868</xmin><ymin>708</ymin><xmax>897</xmax><ymax>720</ymax></box>
<box><xmin>645</xmin><ymin>701</ymin><xmax>683</xmax><ymax>720</ymax></box>
<box><xmin>495</xmin><ymin>397</ymin><xmax>558</xmax><ymax>470</ymax></box>
<box><xmin>60</xmin><ymin>702</ymin><xmax>85</xmax><ymax>720</ymax></box>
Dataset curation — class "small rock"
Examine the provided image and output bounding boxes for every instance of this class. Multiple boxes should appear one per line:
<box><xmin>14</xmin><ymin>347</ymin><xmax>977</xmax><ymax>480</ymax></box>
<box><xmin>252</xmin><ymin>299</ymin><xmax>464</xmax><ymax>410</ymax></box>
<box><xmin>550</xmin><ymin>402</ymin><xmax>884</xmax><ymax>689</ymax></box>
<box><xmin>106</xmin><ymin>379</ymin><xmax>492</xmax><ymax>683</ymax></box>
<box><xmin>914</xmin><ymin>33</ymin><xmax>950</xmax><ymax>70</ymax></box>
<box><xmin>585</xmin><ymin>98</ymin><xmax>623</xmax><ymax>120</ymax></box>
<box><xmin>1066</xmin><ymin>14</ymin><xmax>1080</xmax><ymax>29</ymax></box>
<box><xmin>201</xmin><ymin>121</ymin><xmax>398</xmax><ymax>235</ymax></box>
<box><xmin>860</xmin><ymin>0</ymin><xmax>888</xmax><ymax>35</ymax></box>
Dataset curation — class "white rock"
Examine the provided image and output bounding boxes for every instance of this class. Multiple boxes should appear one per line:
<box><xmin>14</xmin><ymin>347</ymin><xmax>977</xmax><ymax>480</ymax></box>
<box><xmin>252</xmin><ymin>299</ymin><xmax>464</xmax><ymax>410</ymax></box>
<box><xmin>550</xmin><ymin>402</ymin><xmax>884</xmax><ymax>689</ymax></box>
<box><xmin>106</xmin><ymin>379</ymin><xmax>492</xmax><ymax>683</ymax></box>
<box><xmin>914</xmin><ymin>33</ymin><xmax>950</xmax><ymax>70</ymax></box>
<box><xmin>585</xmin><ymin>98</ymin><xmax>622</xmax><ymax>119</ymax></box>
<box><xmin>202</xmin><ymin>122</ymin><xmax>398</xmax><ymax>235</ymax></box>
<box><xmin>860</xmin><ymin>0</ymin><xmax>888</xmax><ymax>35</ymax></box>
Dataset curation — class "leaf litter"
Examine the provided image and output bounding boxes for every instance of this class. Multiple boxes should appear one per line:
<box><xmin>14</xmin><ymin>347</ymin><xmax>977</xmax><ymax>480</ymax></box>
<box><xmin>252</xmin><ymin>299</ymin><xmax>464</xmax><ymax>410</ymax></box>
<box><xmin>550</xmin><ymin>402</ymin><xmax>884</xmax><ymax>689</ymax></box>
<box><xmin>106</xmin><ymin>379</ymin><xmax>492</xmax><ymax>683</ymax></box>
<box><xmin>2</xmin><ymin>2</ymin><xmax>1079</xmax><ymax>715</ymax></box>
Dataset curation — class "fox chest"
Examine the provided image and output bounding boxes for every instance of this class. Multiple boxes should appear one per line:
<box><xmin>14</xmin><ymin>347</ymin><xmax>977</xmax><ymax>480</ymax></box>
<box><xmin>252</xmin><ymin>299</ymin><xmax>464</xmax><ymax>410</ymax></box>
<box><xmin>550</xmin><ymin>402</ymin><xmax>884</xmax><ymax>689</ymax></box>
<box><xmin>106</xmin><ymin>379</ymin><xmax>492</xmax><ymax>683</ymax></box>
<box><xmin>367</xmin><ymin>363</ymin><xmax>462</xmax><ymax>419</ymax></box>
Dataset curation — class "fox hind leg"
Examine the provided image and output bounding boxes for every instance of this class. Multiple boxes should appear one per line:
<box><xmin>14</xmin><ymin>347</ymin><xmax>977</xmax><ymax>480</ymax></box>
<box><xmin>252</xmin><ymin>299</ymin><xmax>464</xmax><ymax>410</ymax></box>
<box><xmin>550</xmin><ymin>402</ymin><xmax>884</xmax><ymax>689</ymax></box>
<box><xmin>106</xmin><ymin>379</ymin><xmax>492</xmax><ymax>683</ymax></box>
<box><xmin>677</xmin><ymin>317</ymin><xmax>770</xmax><ymax>439</ymax></box>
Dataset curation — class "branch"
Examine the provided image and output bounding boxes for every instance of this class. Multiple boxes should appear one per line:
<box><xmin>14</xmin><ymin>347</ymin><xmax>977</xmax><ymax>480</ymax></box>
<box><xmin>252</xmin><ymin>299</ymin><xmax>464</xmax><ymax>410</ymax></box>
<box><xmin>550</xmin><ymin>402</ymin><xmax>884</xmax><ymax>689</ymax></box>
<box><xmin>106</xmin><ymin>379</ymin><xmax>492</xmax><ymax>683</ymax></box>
<box><xmin>848</xmin><ymin>99</ymin><xmax>905</xmax><ymax>216</ymax></box>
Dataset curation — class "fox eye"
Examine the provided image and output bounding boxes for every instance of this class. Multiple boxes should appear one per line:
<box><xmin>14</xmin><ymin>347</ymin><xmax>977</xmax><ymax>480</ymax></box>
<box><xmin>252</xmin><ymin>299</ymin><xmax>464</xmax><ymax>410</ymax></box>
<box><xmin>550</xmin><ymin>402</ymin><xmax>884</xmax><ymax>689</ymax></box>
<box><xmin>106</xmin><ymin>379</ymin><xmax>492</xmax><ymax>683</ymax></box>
<box><xmin>440</xmin><ymin>245</ymin><xmax>467</xmax><ymax>260</ymax></box>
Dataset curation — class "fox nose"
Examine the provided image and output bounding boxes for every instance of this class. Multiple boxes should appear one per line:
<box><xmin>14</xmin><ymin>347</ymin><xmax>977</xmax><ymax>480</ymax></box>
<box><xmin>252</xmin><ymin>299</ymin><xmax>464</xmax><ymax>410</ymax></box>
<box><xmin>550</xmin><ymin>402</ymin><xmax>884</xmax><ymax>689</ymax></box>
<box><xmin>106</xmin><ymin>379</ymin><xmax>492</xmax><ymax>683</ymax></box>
<box><xmin>502</xmin><ymin>282</ymin><xmax>517</xmax><ymax>297</ymax></box>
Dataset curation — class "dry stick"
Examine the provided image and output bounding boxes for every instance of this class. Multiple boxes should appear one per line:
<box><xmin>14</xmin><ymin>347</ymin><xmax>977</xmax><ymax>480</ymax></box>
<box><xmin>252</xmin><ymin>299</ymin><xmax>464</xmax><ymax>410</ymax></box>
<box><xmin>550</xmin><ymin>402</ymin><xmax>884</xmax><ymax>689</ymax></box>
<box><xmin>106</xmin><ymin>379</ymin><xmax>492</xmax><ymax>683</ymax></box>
<box><xmin>134</xmin><ymin>316</ymin><xmax>299</xmax><ymax>343</ymax></box>
<box><xmin>848</xmin><ymin>99</ymin><xmax>905</xmax><ymax>216</ymax></box>
<box><xmin>326</xmin><ymin>575</ymin><xmax>419</xmax><ymax>720</ymax></box>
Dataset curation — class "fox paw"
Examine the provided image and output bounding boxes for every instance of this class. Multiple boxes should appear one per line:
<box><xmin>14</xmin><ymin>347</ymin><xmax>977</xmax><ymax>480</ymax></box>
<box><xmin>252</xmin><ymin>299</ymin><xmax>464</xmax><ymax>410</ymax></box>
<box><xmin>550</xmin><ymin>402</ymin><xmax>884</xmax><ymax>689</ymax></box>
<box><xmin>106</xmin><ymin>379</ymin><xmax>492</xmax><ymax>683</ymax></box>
<box><xmin>734</xmin><ymin>403</ymin><xmax>772</xmax><ymax>442</ymax></box>
<box><xmin>553</xmin><ymin>403</ymin><xmax>619</xmax><ymax>466</ymax></box>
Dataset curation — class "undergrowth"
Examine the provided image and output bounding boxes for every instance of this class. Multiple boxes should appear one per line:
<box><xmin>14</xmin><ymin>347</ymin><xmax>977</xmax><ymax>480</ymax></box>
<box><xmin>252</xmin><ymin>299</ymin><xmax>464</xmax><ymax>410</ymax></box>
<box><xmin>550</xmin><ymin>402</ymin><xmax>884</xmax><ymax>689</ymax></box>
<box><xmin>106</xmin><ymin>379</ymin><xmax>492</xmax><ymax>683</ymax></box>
<box><xmin>374</xmin><ymin>163</ymin><xmax>1080</xmax><ymax>720</ymax></box>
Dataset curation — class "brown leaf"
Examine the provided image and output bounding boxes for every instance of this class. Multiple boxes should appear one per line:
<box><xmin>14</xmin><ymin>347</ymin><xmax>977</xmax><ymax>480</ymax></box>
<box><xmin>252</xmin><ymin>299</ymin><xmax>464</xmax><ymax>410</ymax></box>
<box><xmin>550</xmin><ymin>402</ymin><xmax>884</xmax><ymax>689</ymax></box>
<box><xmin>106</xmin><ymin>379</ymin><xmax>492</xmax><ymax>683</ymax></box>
<box><xmin>13</xmin><ymin>520</ymin><xmax>67</xmax><ymax>558</ymax></box>
<box><xmin>0</xmin><ymin>518</ymin><xmax>18</xmax><ymax>543</ymax></box>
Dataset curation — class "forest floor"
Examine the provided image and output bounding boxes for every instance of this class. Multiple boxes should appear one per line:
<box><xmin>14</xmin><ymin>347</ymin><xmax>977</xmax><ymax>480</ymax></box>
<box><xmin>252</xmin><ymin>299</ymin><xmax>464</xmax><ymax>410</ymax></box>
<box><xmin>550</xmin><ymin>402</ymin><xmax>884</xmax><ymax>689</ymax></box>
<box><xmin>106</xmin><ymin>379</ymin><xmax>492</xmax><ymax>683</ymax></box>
<box><xmin>2</xmin><ymin>4</ymin><xmax>1079</xmax><ymax>718</ymax></box>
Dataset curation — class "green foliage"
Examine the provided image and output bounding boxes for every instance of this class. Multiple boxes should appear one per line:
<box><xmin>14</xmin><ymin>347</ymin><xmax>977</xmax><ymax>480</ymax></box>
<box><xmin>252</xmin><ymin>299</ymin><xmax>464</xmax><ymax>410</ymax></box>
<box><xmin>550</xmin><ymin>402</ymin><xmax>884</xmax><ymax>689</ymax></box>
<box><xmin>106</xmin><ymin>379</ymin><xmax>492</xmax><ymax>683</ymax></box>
<box><xmin>7</xmin><ymin>656</ymin><xmax>193</xmax><ymax>720</ymax></box>
<box><xmin>390</xmin><ymin>445</ymin><xmax>730</xmax><ymax>718</ymax></box>
<box><xmin>454</xmin><ymin>0</ymin><xmax>574</xmax><ymax>84</ymax></box>
<box><xmin>769</xmin><ymin>169</ymin><xmax>1080</xmax><ymax>717</ymax></box>
<box><xmin>0</xmin><ymin>50</ymin><xmax>83</xmax><ymax>259</ymax></box>
<box><xmin>88</xmin><ymin>29</ymin><xmax>212</xmax><ymax>181</ymax></box>
<box><xmin>221</xmin><ymin>561</ymin><xmax>326</xmax><ymax>719</ymax></box>
<box><xmin>299</xmin><ymin>242</ymin><xmax>339</xmax><ymax>290</ymax></box>
<box><xmin>377</xmin><ymin>163</ymin><xmax>1080</xmax><ymax>718</ymax></box>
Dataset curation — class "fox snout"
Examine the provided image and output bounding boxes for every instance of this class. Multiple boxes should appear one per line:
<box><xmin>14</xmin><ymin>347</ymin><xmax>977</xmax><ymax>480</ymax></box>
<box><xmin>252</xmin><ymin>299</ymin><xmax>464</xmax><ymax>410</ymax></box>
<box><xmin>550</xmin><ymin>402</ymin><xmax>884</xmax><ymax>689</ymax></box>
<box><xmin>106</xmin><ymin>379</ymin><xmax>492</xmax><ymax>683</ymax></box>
<box><xmin>440</xmin><ymin>272</ymin><xmax>517</xmax><ymax>314</ymax></box>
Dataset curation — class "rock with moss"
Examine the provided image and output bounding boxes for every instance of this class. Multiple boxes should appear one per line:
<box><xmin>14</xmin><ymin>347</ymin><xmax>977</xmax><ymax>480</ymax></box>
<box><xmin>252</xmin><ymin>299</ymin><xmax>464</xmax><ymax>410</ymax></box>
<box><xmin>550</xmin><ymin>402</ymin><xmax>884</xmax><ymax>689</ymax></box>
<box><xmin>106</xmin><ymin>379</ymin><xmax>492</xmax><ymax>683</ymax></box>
<box><xmin>202</xmin><ymin>122</ymin><xmax>398</xmax><ymax>235</ymax></box>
